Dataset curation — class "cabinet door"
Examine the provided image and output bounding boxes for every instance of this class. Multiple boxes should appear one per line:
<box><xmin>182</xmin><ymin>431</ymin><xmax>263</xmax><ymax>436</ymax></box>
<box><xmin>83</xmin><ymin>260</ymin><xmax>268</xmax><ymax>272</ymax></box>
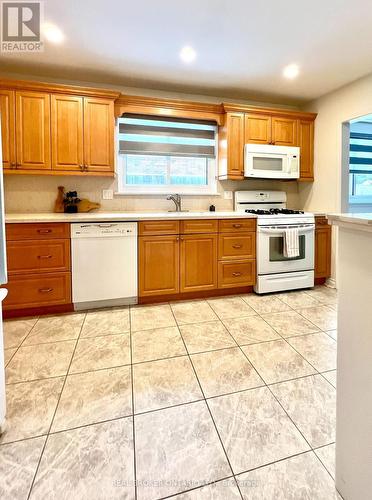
<box><xmin>139</xmin><ymin>235</ymin><xmax>179</xmax><ymax>297</ymax></box>
<box><xmin>16</xmin><ymin>91</ymin><xmax>51</xmax><ymax>170</ymax></box>
<box><xmin>51</xmin><ymin>94</ymin><xmax>84</xmax><ymax>171</ymax></box>
<box><xmin>83</xmin><ymin>97</ymin><xmax>114</xmax><ymax>172</ymax></box>
<box><xmin>298</xmin><ymin>119</ymin><xmax>314</xmax><ymax>180</ymax></box>
<box><xmin>244</xmin><ymin>113</ymin><xmax>271</xmax><ymax>144</ymax></box>
<box><xmin>272</xmin><ymin>117</ymin><xmax>298</xmax><ymax>146</ymax></box>
<box><xmin>226</xmin><ymin>112</ymin><xmax>244</xmax><ymax>179</ymax></box>
<box><xmin>180</xmin><ymin>234</ymin><xmax>217</xmax><ymax>292</ymax></box>
<box><xmin>315</xmin><ymin>226</ymin><xmax>331</xmax><ymax>278</ymax></box>
<box><xmin>0</xmin><ymin>90</ymin><xmax>16</xmax><ymax>170</ymax></box>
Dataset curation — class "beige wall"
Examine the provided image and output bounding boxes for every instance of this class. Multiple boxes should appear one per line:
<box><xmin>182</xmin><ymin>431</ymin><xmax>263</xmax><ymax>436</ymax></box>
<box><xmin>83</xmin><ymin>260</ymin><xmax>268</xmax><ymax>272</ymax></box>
<box><xmin>299</xmin><ymin>71</ymin><xmax>372</xmax><ymax>282</ymax></box>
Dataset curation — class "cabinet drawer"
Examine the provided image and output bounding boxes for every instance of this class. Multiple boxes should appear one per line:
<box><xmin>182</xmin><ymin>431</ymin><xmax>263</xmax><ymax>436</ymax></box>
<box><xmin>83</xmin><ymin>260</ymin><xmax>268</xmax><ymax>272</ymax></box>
<box><xmin>139</xmin><ymin>220</ymin><xmax>179</xmax><ymax>236</ymax></box>
<box><xmin>218</xmin><ymin>233</ymin><xmax>256</xmax><ymax>260</ymax></box>
<box><xmin>218</xmin><ymin>260</ymin><xmax>256</xmax><ymax>288</ymax></box>
<box><xmin>180</xmin><ymin>219</ymin><xmax>218</xmax><ymax>234</ymax></box>
<box><xmin>6</xmin><ymin>223</ymin><xmax>70</xmax><ymax>240</ymax></box>
<box><xmin>7</xmin><ymin>239</ymin><xmax>70</xmax><ymax>275</ymax></box>
<box><xmin>219</xmin><ymin>219</ymin><xmax>256</xmax><ymax>233</ymax></box>
<box><xmin>3</xmin><ymin>272</ymin><xmax>71</xmax><ymax>310</ymax></box>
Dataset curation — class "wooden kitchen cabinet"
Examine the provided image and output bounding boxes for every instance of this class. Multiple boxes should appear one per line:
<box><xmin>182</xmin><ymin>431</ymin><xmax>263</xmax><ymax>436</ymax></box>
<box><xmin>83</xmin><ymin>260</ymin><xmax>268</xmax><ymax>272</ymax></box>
<box><xmin>180</xmin><ymin>233</ymin><xmax>218</xmax><ymax>292</ymax></box>
<box><xmin>298</xmin><ymin>119</ymin><xmax>314</xmax><ymax>180</ymax></box>
<box><xmin>83</xmin><ymin>97</ymin><xmax>114</xmax><ymax>173</ymax></box>
<box><xmin>272</xmin><ymin>117</ymin><xmax>298</xmax><ymax>146</ymax></box>
<box><xmin>218</xmin><ymin>112</ymin><xmax>244</xmax><ymax>180</ymax></box>
<box><xmin>51</xmin><ymin>94</ymin><xmax>84</xmax><ymax>172</ymax></box>
<box><xmin>244</xmin><ymin>113</ymin><xmax>272</xmax><ymax>144</ymax></box>
<box><xmin>0</xmin><ymin>89</ymin><xmax>16</xmax><ymax>170</ymax></box>
<box><xmin>315</xmin><ymin>218</ymin><xmax>331</xmax><ymax>279</ymax></box>
<box><xmin>139</xmin><ymin>235</ymin><xmax>180</xmax><ymax>297</ymax></box>
<box><xmin>16</xmin><ymin>91</ymin><xmax>51</xmax><ymax>170</ymax></box>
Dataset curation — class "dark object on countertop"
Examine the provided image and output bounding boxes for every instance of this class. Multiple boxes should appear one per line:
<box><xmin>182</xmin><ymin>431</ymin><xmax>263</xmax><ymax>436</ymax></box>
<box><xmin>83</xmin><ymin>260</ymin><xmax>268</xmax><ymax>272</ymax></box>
<box><xmin>63</xmin><ymin>191</ymin><xmax>81</xmax><ymax>213</ymax></box>
<box><xmin>209</xmin><ymin>205</ymin><xmax>216</xmax><ymax>212</ymax></box>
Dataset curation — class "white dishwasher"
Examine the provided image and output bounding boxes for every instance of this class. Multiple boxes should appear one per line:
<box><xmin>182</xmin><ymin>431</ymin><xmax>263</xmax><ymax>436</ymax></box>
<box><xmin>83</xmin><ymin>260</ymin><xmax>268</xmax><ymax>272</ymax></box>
<box><xmin>71</xmin><ymin>222</ymin><xmax>137</xmax><ymax>310</ymax></box>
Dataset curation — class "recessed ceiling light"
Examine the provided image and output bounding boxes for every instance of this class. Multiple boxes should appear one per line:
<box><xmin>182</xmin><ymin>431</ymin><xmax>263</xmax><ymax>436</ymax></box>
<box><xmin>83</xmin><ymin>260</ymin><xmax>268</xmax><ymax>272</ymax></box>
<box><xmin>180</xmin><ymin>46</ymin><xmax>196</xmax><ymax>64</ymax></box>
<box><xmin>42</xmin><ymin>23</ymin><xmax>64</xmax><ymax>44</ymax></box>
<box><xmin>283</xmin><ymin>63</ymin><xmax>300</xmax><ymax>79</ymax></box>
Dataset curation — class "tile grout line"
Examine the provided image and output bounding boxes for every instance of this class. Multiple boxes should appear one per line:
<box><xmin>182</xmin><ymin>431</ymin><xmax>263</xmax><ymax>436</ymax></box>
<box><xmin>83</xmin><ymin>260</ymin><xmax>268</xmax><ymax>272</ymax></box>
<box><xmin>129</xmin><ymin>307</ymin><xmax>138</xmax><ymax>500</ymax></box>
<box><xmin>168</xmin><ymin>303</ymin><xmax>245</xmax><ymax>500</ymax></box>
<box><xmin>25</xmin><ymin>312</ymin><xmax>87</xmax><ymax>500</ymax></box>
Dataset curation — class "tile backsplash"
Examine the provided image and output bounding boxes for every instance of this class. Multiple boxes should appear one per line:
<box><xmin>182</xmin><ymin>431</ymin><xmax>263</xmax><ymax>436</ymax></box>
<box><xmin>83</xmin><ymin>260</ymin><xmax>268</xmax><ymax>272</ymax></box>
<box><xmin>4</xmin><ymin>175</ymin><xmax>300</xmax><ymax>213</ymax></box>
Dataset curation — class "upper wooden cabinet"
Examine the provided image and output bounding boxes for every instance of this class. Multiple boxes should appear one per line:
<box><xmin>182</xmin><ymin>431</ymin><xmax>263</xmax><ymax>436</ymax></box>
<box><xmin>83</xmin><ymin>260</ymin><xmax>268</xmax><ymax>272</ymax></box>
<box><xmin>219</xmin><ymin>105</ymin><xmax>316</xmax><ymax>181</ymax></box>
<box><xmin>0</xmin><ymin>90</ymin><xmax>16</xmax><ymax>170</ymax></box>
<box><xmin>0</xmin><ymin>79</ymin><xmax>119</xmax><ymax>176</ymax></box>
<box><xmin>16</xmin><ymin>91</ymin><xmax>51</xmax><ymax>170</ymax></box>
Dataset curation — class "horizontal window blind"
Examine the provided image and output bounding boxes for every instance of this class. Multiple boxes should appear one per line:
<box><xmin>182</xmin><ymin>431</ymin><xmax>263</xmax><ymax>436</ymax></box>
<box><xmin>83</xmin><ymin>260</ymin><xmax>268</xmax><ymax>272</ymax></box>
<box><xmin>350</xmin><ymin>131</ymin><xmax>372</xmax><ymax>173</ymax></box>
<box><xmin>118</xmin><ymin>114</ymin><xmax>216</xmax><ymax>158</ymax></box>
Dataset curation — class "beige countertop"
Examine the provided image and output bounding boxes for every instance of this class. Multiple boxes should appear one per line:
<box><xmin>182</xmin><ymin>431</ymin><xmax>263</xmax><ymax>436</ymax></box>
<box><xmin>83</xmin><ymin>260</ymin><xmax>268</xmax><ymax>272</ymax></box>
<box><xmin>5</xmin><ymin>211</ymin><xmax>257</xmax><ymax>224</ymax></box>
<box><xmin>327</xmin><ymin>213</ymin><xmax>372</xmax><ymax>226</ymax></box>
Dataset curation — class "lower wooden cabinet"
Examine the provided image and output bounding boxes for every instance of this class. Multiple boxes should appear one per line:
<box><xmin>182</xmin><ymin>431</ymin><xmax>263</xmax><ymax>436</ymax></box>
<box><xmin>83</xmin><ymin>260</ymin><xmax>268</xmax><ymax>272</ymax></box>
<box><xmin>218</xmin><ymin>260</ymin><xmax>256</xmax><ymax>288</ymax></box>
<box><xmin>138</xmin><ymin>235</ymin><xmax>180</xmax><ymax>297</ymax></box>
<box><xmin>180</xmin><ymin>234</ymin><xmax>217</xmax><ymax>292</ymax></box>
<box><xmin>315</xmin><ymin>221</ymin><xmax>331</xmax><ymax>279</ymax></box>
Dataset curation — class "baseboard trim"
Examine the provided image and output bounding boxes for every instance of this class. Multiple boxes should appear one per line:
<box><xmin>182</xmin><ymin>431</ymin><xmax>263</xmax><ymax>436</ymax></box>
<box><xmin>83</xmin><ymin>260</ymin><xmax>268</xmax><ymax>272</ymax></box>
<box><xmin>138</xmin><ymin>286</ymin><xmax>254</xmax><ymax>304</ymax></box>
<box><xmin>3</xmin><ymin>303</ymin><xmax>74</xmax><ymax>320</ymax></box>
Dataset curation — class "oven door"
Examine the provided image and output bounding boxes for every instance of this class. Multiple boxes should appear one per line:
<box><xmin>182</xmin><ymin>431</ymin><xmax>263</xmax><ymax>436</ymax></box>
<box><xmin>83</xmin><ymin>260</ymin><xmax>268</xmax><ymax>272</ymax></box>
<box><xmin>257</xmin><ymin>224</ymin><xmax>315</xmax><ymax>275</ymax></box>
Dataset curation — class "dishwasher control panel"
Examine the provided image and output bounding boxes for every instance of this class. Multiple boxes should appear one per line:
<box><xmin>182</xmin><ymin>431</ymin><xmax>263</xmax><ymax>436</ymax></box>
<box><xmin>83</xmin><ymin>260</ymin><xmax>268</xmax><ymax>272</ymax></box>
<box><xmin>71</xmin><ymin>222</ymin><xmax>137</xmax><ymax>238</ymax></box>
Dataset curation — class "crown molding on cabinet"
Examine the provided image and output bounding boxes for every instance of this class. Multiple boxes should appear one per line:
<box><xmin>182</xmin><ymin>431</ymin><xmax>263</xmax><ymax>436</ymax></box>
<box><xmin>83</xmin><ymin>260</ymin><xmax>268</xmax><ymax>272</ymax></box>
<box><xmin>222</xmin><ymin>103</ymin><xmax>317</xmax><ymax>121</ymax></box>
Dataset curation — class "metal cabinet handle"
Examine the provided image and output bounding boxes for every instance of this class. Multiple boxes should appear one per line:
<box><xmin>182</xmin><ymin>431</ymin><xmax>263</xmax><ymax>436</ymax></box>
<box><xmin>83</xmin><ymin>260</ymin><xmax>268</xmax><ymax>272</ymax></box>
<box><xmin>37</xmin><ymin>229</ymin><xmax>52</xmax><ymax>234</ymax></box>
<box><xmin>38</xmin><ymin>255</ymin><xmax>52</xmax><ymax>259</ymax></box>
<box><xmin>10</xmin><ymin>162</ymin><xmax>16</xmax><ymax>169</ymax></box>
<box><xmin>232</xmin><ymin>272</ymin><xmax>242</xmax><ymax>277</ymax></box>
<box><xmin>39</xmin><ymin>287</ymin><xmax>53</xmax><ymax>293</ymax></box>
<box><xmin>233</xmin><ymin>224</ymin><xmax>242</xmax><ymax>228</ymax></box>
<box><xmin>232</xmin><ymin>244</ymin><xmax>242</xmax><ymax>249</ymax></box>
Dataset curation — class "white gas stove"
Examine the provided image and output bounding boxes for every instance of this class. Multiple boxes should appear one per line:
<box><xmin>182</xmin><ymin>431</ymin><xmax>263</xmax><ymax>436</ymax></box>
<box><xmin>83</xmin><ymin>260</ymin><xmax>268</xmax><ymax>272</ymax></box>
<box><xmin>235</xmin><ymin>191</ymin><xmax>315</xmax><ymax>294</ymax></box>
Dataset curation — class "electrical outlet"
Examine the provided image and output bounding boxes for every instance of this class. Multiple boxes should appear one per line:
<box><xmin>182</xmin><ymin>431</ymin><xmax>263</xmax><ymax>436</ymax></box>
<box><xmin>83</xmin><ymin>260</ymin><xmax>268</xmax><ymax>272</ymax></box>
<box><xmin>223</xmin><ymin>190</ymin><xmax>233</xmax><ymax>200</ymax></box>
<box><xmin>102</xmin><ymin>189</ymin><xmax>113</xmax><ymax>200</ymax></box>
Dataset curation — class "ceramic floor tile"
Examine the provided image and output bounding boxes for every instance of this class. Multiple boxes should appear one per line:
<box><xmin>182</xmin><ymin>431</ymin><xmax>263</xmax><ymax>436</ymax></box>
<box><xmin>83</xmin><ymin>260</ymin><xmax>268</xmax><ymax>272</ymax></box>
<box><xmin>208</xmin><ymin>387</ymin><xmax>309</xmax><ymax>474</ymax></box>
<box><xmin>207</xmin><ymin>296</ymin><xmax>256</xmax><ymax>319</ymax></box>
<box><xmin>277</xmin><ymin>290</ymin><xmax>321</xmax><ymax>309</ymax></box>
<box><xmin>135</xmin><ymin>401</ymin><xmax>231</xmax><ymax>500</ymax></box>
<box><xmin>297</xmin><ymin>306</ymin><xmax>337</xmax><ymax>331</ymax></box>
<box><xmin>322</xmin><ymin>370</ymin><xmax>337</xmax><ymax>388</ymax></box>
<box><xmin>262</xmin><ymin>310</ymin><xmax>320</xmax><ymax>338</ymax></box>
<box><xmin>241</xmin><ymin>294</ymin><xmax>291</xmax><ymax>314</ymax></box>
<box><xmin>0</xmin><ymin>437</ymin><xmax>46</xmax><ymax>500</ymax></box>
<box><xmin>1</xmin><ymin>378</ymin><xmax>64</xmax><ymax>444</ymax></box>
<box><xmin>305</xmin><ymin>286</ymin><xmax>338</xmax><ymax>305</ymax></box>
<box><xmin>315</xmin><ymin>443</ymin><xmax>336</xmax><ymax>479</ymax></box>
<box><xmin>70</xmin><ymin>333</ymin><xmax>130</xmax><ymax>374</ymax></box>
<box><xmin>3</xmin><ymin>318</ymin><xmax>38</xmax><ymax>349</ymax></box>
<box><xmin>326</xmin><ymin>329</ymin><xmax>337</xmax><ymax>341</ymax></box>
<box><xmin>191</xmin><ymin>347</ymin><xmax>263</xmax><ymax>398</ymax></box>
<box><xmin>242</xmin><ymin>340</ymin><xmax>316</xmax><ymax>384</ymax></box>
<box><xmin>23</xmin><ymin>313</ymin><xmax>85</xmax><ymax>345</ymax></box>
<box><xmin>133</xmin><ymin>356</ymin><xmax>202</xmax><ymax>413</ymax></box>
<box><xmin>288</xmin><ymin>332</ymin><xmax>337</xmax><ymax>372</ymax></box>
<box><xmin>174</xmin><ymin>478</ymin><xmax>241</xmax><ymax>499</ymax></box>
<box><xmin>171</xmin><ymin>300</ymin><xmax>218</xmax><ymax>325</ymax></box>
<box><xmin>81</xmin><ymin>307</ymin><xmax>129</xmax><ymax>338</ymax></box>
<box><xmin>6</xmin><ymin>341</ymin><xmax>76</xmax><ymax>383</ymax></box>
<box><xmin>180</xmin><ymin>320</ymin><xmax>236</xmax><ymax>354</ymax></box>
<box><xmin>132</xmin><ymin>325</ymin><xmax>186</xmax><ymax>363</ymax></box>
<box><xmin>237</xmin><ymin>451</ymin><xmax>340</xmax><ymax>499</ymax></box>
<box><xmin>52</xmin><ymin>365</ymin><xmax>132</xmax><ymax>432</ymax></box>
<box><xmin>30</xmin><ymin>418</ymin><xmax>135</xmax><ymax>500</ymax></box>
<box><xmin>130</xmin><ymin>303</ymin><xmax>176</xmax><ymax>331</ymax></box>
<box><xmin>271</xmin><ymin>374</ymin><xmax>336</xmax><ymax>448</ymax></box>
<box><xmin>4</xmin><ymin>348</ymin><xmax>16</xmax><ymax>367</ymax></box>
<box><xmin>223</xmin><ymin>316</ymin><xmax>281</xmax><ymax>346</ymax></box>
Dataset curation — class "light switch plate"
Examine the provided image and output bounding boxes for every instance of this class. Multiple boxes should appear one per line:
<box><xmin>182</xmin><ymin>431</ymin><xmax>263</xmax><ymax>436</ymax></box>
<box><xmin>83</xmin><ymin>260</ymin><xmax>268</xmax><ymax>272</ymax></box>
<box><xmin>102</xmin><ymin>189</ymin><xmax>113</xmax><ymax>200</ymax></box>
<box><xmin>223</xmin><ymin>191</ymin><xmax>233</xmax><ymax>200</ymax></box>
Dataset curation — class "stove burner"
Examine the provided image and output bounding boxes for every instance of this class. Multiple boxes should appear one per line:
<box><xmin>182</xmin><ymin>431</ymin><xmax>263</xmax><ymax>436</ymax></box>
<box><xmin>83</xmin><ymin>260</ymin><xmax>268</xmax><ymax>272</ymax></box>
<box><xmin>245</xmin><ymin>208</ymin><xmax>305</xmax><ymax>215</ymax></box>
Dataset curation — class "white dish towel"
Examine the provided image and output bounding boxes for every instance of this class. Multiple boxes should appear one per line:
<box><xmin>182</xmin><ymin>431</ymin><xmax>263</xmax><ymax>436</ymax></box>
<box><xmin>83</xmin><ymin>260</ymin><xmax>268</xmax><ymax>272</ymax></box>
<box><xmin>283</xmin><ymin>228</ymin><xmax>300</xmax><ymax>258</ymax></box>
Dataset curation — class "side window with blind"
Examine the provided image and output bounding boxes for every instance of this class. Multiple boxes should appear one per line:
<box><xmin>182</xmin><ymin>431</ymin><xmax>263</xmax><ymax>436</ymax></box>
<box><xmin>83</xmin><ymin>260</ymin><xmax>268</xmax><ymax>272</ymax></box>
<box><xmin>117</xmin><ymin>115</ymin><xmax>218</xmax><ymax>194</ymax></box>
<box><xmin>349</xmin><ymin>119</ymin><xmax>372</xmax><ymax>204</ymax></box>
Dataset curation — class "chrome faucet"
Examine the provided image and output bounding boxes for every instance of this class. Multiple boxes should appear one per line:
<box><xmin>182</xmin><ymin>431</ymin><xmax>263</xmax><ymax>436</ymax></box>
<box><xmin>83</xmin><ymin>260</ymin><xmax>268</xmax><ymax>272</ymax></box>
<box><xmin>167</xmin><ymin>194</ymin><xmax>182</xmax><ymax>212</ymax></box>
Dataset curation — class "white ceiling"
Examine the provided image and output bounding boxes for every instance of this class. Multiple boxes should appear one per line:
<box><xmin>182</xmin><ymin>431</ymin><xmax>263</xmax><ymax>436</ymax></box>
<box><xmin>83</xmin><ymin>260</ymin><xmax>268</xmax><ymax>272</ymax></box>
<box><xmin>2</xmin><ymin>0</ymin><xmax>372</xmax><ymax>104</ymax></box>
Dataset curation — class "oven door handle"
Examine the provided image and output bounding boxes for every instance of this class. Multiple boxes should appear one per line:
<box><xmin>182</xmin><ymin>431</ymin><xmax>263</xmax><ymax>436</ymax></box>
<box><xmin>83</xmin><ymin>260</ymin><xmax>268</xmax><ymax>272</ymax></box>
<box><xmin>258</xmin><ymin>225</ymin><xmax>315</xmax><ymax>234</ymax></box>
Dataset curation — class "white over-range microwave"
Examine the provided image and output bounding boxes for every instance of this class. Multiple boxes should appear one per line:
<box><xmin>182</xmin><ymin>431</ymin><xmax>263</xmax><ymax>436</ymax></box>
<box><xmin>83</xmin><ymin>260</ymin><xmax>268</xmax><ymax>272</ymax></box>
<box><xmin>244</xmin><ymin>144</ymin><xmax>300</xmax><ymax>179</ymax></box>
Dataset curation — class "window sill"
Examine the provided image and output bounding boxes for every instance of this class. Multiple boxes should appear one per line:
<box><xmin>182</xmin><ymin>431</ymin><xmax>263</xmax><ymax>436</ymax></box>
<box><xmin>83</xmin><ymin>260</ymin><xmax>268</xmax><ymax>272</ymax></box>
<box><xmin>114</xmin><ymin>191</ymin><xmax>221</xmax><ymax>197</ymax></box>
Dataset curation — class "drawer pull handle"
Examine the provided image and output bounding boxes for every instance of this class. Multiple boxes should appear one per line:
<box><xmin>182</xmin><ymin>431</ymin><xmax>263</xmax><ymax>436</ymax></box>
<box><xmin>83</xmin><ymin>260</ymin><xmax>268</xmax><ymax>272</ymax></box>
<box><xmin>38</xmin><ymin>255</ymin><xmax>52</xmax><ymax>259</ymax></box>
<box><xmin>39</xmin><ymin>287</ymin><xmax>53</xmax><ymax>293</ymax></box>
<box><xmin>37</xmin><ymin>229</ymin><xmax>52</xmax><ymax>234</ymax></box>
<box><xmin>232</xmin><ymin>272</ymin><xmax>242</xmax><ymax>277</ymax></box>
<box><xmin>232</xmin><ymin>244</ymin><xmax>242</xmax><ymax>249</ymax></box>
<box><xmin>233</xmin><ymin>224</ymin><xmax>242</xmax><ymax>228</ymax></box>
